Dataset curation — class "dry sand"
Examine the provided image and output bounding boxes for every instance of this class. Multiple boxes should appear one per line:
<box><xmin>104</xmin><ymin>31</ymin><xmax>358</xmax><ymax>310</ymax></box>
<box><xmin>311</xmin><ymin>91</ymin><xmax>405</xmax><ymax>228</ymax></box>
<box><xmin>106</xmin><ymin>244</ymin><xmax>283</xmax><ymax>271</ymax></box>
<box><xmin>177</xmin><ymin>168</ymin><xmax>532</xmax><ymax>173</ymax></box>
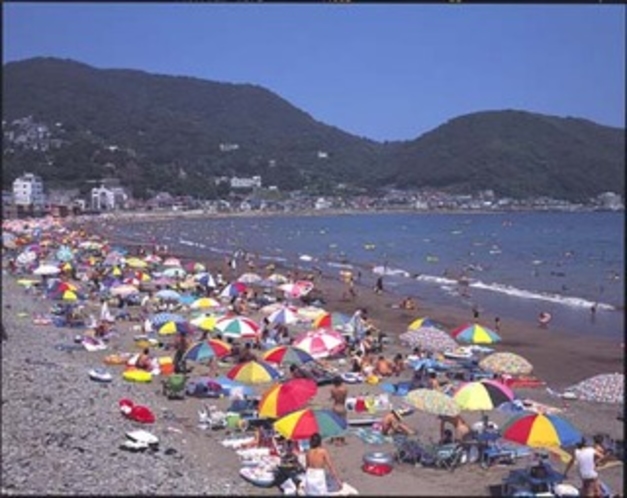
<box><xmin>1</xmin><ymin>217</ymin><xmax>624</xmax><ymax>496</ymax></box>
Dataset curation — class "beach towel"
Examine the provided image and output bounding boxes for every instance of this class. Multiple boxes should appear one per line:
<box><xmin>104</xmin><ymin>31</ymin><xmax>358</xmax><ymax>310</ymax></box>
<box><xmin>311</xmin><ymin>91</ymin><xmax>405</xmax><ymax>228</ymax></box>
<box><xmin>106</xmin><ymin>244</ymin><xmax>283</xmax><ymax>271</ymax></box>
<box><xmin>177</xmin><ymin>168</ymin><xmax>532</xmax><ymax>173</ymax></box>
<box><xmin>304</xmin><ymin>468</ymin><xmax>327</xmax><ymax>495</ymax></box>
<box><xmin>350</xmin><ymin>427</ymin><xmax>394</xmax><ymax>445</ymax></box>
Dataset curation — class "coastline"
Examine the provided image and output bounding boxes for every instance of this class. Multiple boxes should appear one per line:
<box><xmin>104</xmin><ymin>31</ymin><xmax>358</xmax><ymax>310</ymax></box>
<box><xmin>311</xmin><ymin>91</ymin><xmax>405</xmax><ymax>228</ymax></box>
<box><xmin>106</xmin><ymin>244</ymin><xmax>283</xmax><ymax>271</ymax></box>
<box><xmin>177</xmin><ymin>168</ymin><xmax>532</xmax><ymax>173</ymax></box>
<box><xmin>2</xmin><ymin>216</ymin><xmax>624</xmax><ymax>496</ymax></box>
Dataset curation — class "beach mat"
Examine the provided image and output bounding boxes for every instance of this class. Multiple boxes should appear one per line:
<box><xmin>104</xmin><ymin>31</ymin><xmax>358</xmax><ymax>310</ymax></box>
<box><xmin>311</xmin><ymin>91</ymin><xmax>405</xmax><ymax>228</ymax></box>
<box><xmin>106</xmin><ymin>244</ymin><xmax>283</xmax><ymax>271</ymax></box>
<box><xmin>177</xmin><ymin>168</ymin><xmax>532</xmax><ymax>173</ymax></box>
<box><xmin>350</xmin><ymin>427</ymin><xmax>394</xmax><ymax>445</ymax></box>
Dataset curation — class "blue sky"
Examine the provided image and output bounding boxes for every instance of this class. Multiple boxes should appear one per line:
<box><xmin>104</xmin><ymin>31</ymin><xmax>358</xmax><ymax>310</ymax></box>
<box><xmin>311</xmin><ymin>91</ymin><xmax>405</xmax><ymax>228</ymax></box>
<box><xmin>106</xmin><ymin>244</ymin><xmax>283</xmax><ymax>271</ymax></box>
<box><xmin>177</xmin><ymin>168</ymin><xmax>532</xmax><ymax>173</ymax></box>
<box><xmin>3</xmin><ymin>4</ymin><xmax>625</xmax><ymax>142</ymax></box>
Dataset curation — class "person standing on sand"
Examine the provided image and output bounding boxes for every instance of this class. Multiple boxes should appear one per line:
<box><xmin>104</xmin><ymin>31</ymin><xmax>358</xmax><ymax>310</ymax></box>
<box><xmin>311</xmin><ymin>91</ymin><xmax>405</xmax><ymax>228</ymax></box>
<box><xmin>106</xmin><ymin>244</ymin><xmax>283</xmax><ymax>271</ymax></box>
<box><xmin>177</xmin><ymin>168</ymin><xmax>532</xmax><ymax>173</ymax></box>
<box><xmin>304</xmin><ymin>432</ymin><xmax>342</xmax><ymax>495</ymax></box>
<box><xmin>564</xmin><ymin>437</ymin><xmax>601</xmax><ymax>497</ymax></box>
<box><xmin>374</xmin><ymin>276</ymin><xmax>384</xmax><ymax>294</ymax></box>
<box><xmin>329</xmin><ymin>376</ymin><xmax>348</xmax><ymax>446</ymax></box>
<box><xmin>494</xmin><ymin>316</ymin><xmax>501</xmax><ymax>333</ymax></box>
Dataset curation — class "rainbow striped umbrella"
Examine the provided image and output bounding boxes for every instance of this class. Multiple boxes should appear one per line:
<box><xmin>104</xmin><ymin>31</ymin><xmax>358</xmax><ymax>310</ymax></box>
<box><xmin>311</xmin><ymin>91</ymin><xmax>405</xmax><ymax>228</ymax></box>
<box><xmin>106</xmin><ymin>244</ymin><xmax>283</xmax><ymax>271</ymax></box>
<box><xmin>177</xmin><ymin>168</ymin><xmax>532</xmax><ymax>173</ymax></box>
<box><xmin>158</xmin><ymin>321</ymin><xmax>193</xmax><ymax>336</ymax></box>
<box><xmin>258</xmin><ymin>379</ymin><xmax>318</xmax><ymax>418</ymax></box>
<box><xmin>226</xmin><ymin>360</ymin><xmax>281</xmax><ymax>384</ymax></box>
<box><xmin>274</xmin><ymin>408</ymin><xmax>347</xmax><ymax>441</ymax></box>
<box><xmin>312</xmin><ymin>311</ymin><xmax>352</xmax><ymax>330</ymax></box>
<box><xmin>453</xmin><ymin>380</ymin><xmax>515</xmax><ymax>411</ymax></box>
<box><xmin>408</xmin><ymin>316</ymin><xmax>446</xmax><ymax>331</ymax></box>
<box><xmin>501</xmin><ymin>413</ymin><xmax>582</xmax><ymax>448</ymax></box>
<box><xmin>184</xmin><ymin>339</ymin><xmax>231</xmax><ymax>363</ymax></box>
<box><xmin>451</xmin><ymin>323</ymin><xmax>502</xmax><ymax>344</ymax></box>
<box><xmin>262</xmin><ymin>345</ymin><xmax>315</xmax><ymax>367</ymax></box>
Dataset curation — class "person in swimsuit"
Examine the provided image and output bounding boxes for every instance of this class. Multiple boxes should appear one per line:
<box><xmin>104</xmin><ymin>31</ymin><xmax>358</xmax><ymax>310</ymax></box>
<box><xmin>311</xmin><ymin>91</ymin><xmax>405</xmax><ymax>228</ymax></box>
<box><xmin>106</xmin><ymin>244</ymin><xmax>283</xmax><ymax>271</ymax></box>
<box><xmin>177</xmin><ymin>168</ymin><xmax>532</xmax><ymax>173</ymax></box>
<box><xmin>329</xmin><ymin>376</ymin><xmax>348</xmax><ymax>446</ymax></box>
<box><xmin>305</xmin><ymin>432</ymin><xmax>342</xmax><ymax>495</ymax></box>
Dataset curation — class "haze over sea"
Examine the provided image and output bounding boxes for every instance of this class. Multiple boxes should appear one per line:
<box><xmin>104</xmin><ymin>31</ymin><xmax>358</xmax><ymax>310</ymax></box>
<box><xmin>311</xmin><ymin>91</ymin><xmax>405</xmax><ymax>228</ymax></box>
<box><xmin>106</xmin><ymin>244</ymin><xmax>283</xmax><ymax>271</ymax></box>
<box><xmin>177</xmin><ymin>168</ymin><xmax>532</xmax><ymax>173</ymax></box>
<box><xmin>108</xmin><ymin>211</ymin><xmax>624</xmax><ymax>340</ymax></box>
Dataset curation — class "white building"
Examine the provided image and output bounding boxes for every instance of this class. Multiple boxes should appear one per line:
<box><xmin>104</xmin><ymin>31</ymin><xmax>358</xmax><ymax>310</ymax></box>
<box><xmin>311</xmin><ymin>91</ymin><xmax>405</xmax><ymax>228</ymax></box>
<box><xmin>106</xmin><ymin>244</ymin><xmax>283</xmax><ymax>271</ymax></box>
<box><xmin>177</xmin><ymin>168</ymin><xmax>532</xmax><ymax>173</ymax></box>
<box><xmin>90</xmin><ymin>185</ymin><xmax>128</xmax><ymax>211</ymax></box>
<box><xmin>314</xmin><ymin>197</ymin><xmax>332</xmax><ymax>210</ymax></box>
<box><xmin>230</xmin><ymin>176</ymin><xmax>262</xmax><ymax>189</ymax></box>
<box><xmin>12</xmin><ymin>172</ymin><xmax>45</xmax><ymax>207</ymax></box>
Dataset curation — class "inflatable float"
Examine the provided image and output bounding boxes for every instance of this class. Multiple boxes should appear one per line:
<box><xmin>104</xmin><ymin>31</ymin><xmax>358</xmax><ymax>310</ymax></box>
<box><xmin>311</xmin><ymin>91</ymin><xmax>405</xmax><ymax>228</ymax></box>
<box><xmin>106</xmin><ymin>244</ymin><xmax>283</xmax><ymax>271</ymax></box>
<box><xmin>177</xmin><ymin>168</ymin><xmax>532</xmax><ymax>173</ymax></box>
<box><xmin>123</xmin><ymin>368</ymin><xmax>153</xmax><ymax>383</ymax></box>
<box><xmin>341</xmin><ymin>372</ymin><xmax>363</xmax><ymax>384</ymax></box>
<box><xmin>363</xmin><ymin>451</ymin><xmax>394</xmax><ymax>466</ymax></box>
<box><xmin>104</xmin><ymin>353</ymin><xmax>131</xmax><ymax>365</ymax></box>
<box><xmin>89</xmin><ymin>368</ymin><xmax>113</xmax><ymax>383</ymax></box>
<box><xmin>238</xmin><ymin>466</ymin><xmax>276</xmax><ymax>488</ymax></box>
<box><xmin>119</xmin><ymin>398</ymin><xmax>156</xmax><ymax>424</ymax></box>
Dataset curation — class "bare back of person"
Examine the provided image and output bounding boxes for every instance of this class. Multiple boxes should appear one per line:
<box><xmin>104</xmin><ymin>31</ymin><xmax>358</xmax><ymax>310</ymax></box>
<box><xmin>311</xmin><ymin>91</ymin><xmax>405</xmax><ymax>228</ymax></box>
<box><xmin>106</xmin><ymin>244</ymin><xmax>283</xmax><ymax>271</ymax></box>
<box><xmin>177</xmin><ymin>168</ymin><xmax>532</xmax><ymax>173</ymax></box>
<box><xmin>331</xmin><ymin>385</ymin><xmax>348</xmax><ymax>415</ymax></box>
<box><xmin>306</xmin><ymin>447</ymin><xmax>329</xmax><ymax>469</ymax></box>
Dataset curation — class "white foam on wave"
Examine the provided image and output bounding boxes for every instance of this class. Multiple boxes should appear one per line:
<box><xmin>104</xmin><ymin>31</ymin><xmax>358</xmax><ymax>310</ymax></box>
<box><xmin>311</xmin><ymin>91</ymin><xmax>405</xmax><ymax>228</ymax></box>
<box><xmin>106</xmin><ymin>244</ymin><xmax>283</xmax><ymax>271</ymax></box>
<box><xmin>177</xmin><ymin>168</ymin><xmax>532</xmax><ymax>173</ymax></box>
<box><xmin>416</xmin><ymin>274</ymin><xmax>458</xmax><ymax>286</ymax></box>
<box><xmin>372</xmin><ymin>265</ymin><xmax>411</xmax><ymax>278</ymax></box>
<box><xmin>179</xmin><ymin>238</ymin><xmax>206</xmax><ymax>248</ymax></box>
<box><xmin>469</xmin><ymin>280</ymin><xmax>615</xmax><ymax>311</ymax></box>
<box><xmin>327</xmin><ymin>262</ymin><xmax>354</xmax><ymax>269</ymax></box>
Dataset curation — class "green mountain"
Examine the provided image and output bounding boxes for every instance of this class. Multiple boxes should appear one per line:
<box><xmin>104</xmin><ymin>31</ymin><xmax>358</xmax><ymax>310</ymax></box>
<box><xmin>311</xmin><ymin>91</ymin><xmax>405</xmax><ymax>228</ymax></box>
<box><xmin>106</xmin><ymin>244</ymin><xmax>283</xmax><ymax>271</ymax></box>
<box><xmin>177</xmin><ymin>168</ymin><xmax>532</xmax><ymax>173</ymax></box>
<box><xmin>3</xmin><ymin>57</ymin><xmax>625</xmax><ymax>202</ymax></box>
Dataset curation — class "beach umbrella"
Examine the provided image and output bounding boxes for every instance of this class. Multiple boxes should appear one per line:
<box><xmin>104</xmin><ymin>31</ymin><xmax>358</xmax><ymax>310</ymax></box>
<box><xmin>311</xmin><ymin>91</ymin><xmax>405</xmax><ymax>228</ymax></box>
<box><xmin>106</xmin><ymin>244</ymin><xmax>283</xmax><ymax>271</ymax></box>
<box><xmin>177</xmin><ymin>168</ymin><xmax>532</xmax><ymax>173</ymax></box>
<box><xmin>110</xmin><ymin>284</ymin><xmax>140</xmax><ymax>297</ymax></box>
<box><xmin>258</xmin><ymin>379</ymin><xmax>318</xmax><ymax>419</ymax></box>
<box><xmin>150</xmin><ymin>312</ymin><xmax>186</xmax><ymax>326</ymax></box>
<box><xmin>55</xmin><ymin>245</ymin><xmax>74</xmax><ymax>262</ymax></box>
<box><xmin>501</xmin><ymin>413</ymin><xmax>582</xmax><ymax>448</ymax></box>
<box><xmin>566</xmin><ymin>373</ymin><xmax>624</xmax><ymax>404</ymax></box>
<box><xmin>190</xmin><ymin>313</ymin><xmax>219</xmax><ymax>331</ymax></box>
<box><xmin>226</xmin><ymin>360</ymin><xmax>281</xmax><ymax>384</ymax></box>
<box><xmin>267</xmin><ymin>305</ymin><xmax>300</xmax><ymax>325</ymax></box>
<box><xmin>408</xmin><ymin>316</ymin><xmax>447</xmax><ymax>331</ymax></box>
<box><xmin>278</xmin><ymin>280</ymin><xmax>314</xmax><ymax>299</ymax></box>
<box><xmin>274</xmin><ymin>408</ymin><xmax>347</xmax><ymax>441</ymax></box>
<box><xmin>219</xmin><ymin>282</ymin><xmax>247</xmax><ymax>298</ymax></box>
<box><xmin>124</xmin><ymin>257</ymin><xmax>148</xmax><ymax>269</ymax></box>
<box><xmin>451</xmin><ymin>323</ymin><xmax>502</xmax><ymax>344</ymax></box>
<box><xmin>155</xmin><ymin>288</ymin><xmax>182</xmax><ymax>301</ymax></box>
<box><xmin>184</xmin><ymin>261</ymin><xmax>206</xmax><ymax>273</ymax></box>
<box><xmin>479</xmin><ymin>352</ymin><xmax>533</xmax><ymax>376</ymax></box>
<box><xmin>452</xmin><ymin>380</ymin><xmax>515</xmax><ymax>411</ymax></box>
<box><xmin>47</xmin><ymin>280</ymin><xmax>78</xmax><ymax>293</ymax></box>
<box><xmin>184</xmin><ymin>339</ymin><xmax>230</xmax><ymax>363</ymax></box>
<box><xmin>161</xmin><ymin>267</ymin><xmax>187</xmax><ymax>278</ymax></box>
<box><xmin>237</xmin><ymin>272</ymin><xmax>263</xmax><ymax>284</ymax></box>
<box><xmin>194</xmin><ymin>272</ymin><xmax>217</xmax><ymax>289</ymax></box>
<box><xmin>190</xmin><ymin>297</ymin><xmax>221</xmax><ymax>310</ymax></box>
<box><xmin>33</xmin><ymin>264</ymin><xmax>61</xmax><ymax>276</ymax></box>
<box><xmin>17</xmin><ymin>250</ymin><xmax>38</xmax><ymax>266</ymax></box>
<box><xmin>158</xmin><ymin>321</ymin><xmax>194</xmax><ymax>336</ymax></box>
<box><xmin>399</xmin><ymin>326</ymin><xmax>458</xmax><ymax>353</ymax></box>
<box><xmin>312</xmin><ymin>311</ymin><xmax>352</xmax><ymax>330</ymax></box>
<box><xmin>163</xmin><ymin>257</ymin><xmax>182</xmax><ymax>267</ymax></box>
<box><xmin>262</xmin><ymin>345</ymin><xmax>316</xmax><ymax>367</ymax></box>
<box><xmin>266</xmin><ymin>272</ymin><xmax>289</xmax><ymax>284</ymax></box>
<box><xmin>296</xmin><ymin>305</ymin><xmax>327</xmax><ymax>322</ymax></box>
<box><xmin>215</xmin><ymin>316</ymin><xmax>260</xmax><ymax>339</ymax></box>
<box><xmin>292</xmin><ymin>328</ymin><xmax>345</xmax><ymax>359</ymax></box>
<box><xmin>405</xmin><ymin>389</ymin><xmax>460</xmax><ymax>417</ymax></box>
<box><xmin>143</xmin><ymin>254</ymin><xmax>162</xmax><ymax>264</ymax></box>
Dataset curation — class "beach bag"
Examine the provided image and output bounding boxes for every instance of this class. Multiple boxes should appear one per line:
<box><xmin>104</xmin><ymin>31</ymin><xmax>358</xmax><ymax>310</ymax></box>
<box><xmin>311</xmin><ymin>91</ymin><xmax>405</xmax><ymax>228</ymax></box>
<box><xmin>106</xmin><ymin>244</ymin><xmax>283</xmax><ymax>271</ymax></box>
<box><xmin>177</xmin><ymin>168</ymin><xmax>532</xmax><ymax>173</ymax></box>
<box><xmin>304</xmin><ymin>468</ymin><xmax>327</xmax><ymax>495</ymax></box>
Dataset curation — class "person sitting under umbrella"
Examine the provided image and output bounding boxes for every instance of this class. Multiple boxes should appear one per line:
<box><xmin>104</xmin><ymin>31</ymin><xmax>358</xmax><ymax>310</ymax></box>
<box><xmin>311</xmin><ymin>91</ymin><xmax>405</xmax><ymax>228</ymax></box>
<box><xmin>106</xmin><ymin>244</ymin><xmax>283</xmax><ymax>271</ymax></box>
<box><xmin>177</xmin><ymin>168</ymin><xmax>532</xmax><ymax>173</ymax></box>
<box><xmin>136</xmin><ymin>348</ymin><xmax>153</xmax><ymax>371</ymax></box>
<box><xmin>438</xmin><ymin>414</ymin><xmax>472</xmax><ymax>443</ymax></box>
<box><xmin>381</xmin><ymin>409</ymin><xmax>415</xmax><ymax>436</ymax></box>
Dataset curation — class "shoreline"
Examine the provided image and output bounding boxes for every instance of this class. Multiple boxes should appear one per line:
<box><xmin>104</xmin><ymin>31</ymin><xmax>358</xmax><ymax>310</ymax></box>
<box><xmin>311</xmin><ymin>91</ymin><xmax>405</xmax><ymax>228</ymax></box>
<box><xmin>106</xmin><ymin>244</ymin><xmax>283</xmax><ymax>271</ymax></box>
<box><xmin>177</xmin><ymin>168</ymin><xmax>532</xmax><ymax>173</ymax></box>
<box><xmin>2</xmin><ymin>216</ymin><xmax>623</xmax><ymax>496</ymax></box>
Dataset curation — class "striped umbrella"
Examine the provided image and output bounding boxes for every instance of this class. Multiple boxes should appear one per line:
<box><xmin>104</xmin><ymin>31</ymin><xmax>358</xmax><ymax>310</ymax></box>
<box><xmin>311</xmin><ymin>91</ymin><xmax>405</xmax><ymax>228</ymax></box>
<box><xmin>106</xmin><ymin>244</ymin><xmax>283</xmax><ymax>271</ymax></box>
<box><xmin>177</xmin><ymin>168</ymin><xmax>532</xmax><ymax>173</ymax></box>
<box><xmin>184</xmin><ymin>339</ymin><xmax>231</xmax><ymax>363</ymax></box>
<box><xmin>226</xmin><ymin>360</ymin><xmax>281</xmax><ymax>384</ymax></box>
<box><xmin>190</xmin><ymin>313</ymin><xmax>218</xmax><ymax>331</ymax></box>
<box><xmin>479</xmin><ymin>352</ymin><xmax>533</xmax><ymax>376</ymax></box>
<box><xmin>258</xmin><ymin>379</ymin><xmax>318</xmax><ymax>418</ymax></box>
<box><xmin>215</xmin><ymin>316</ymin><xmax>260</xmax><ymax>339</ymax></box>
<box><xmin>158</xmin><ymin>321</ymin><xmax>194</xmax><ymax>336</ymax></box>
<box><xmin>274</xmin><ymin>408</ymin><xmax>348</xmax><ymax>441</ymax></box>
<box><xmin>219</xmin><ymin>282</ymin><xmax>247</xmax><ymax>298</ymax></box>
<box><xmin>408</xmin><ymin>316</ymin><xmax>446</xmax><ymax>331</ymax></box>
<box><xmin>501</xmin><ymin>413</ymin><xmax>582</xmax><ymax>448</ymax></box>
<box><xmin>312</xmin><ymin>311</ymin><xmax>352</xmax><ymax>330</ymax></box>
<box><xmin>262</xmin><ymin>345</ymin><xmax>315</xmax><ymax>367</ymax></box>
<box><xmin>451</xmin><ymin>323</ymin><xmax>502</xmax><ymax>344</ymax></box>
<box><xmin>292</xmin><ymin>328</ymin><xmax>345</xmax><ymax>359</ymax></box>
<box><xmin>237</xmin><ymin>272</ymin><xmax>263</xmax><ymax>284</ymax></box>
<box><xmin>453</xmin><ymin>380</ymin><xmax>515</xmax><ymax>411</ymax></box>
<box><xmin>267</xmin><ymin>305</ymin><xmax>300</xmax><ymax>325</ymax></box>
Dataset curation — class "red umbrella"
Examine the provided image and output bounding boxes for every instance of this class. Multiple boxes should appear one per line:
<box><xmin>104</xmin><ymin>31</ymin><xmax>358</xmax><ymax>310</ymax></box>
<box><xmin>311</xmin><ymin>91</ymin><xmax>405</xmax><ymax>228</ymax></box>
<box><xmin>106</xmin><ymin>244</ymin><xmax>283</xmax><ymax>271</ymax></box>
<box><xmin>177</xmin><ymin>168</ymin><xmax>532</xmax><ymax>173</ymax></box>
<box><xmin>258</xmin><ymin>379</ymin><xmax>318</xmax><ymax>418</ymax></box>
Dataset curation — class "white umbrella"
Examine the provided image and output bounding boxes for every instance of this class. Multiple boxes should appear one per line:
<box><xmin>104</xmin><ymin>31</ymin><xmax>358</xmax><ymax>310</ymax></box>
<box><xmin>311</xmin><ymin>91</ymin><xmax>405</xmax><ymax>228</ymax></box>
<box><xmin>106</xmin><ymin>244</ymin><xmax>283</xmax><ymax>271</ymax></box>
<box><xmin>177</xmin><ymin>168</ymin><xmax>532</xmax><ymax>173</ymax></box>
<box><xmin>33</xmin><ymin>264</ymin><xmax>61</xmax><ymax>276</ymax></box>
<box><xmin>293</xmin><ymin>328</ymin><xmax>345</xmax><ymax>359</ymax></box>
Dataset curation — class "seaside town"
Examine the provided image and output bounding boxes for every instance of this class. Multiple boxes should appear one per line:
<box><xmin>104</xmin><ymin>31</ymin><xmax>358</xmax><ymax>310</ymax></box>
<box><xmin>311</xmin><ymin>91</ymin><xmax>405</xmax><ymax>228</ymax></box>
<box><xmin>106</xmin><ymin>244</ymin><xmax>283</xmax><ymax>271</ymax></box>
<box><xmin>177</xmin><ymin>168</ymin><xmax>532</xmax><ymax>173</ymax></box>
<box><xmin>3</xmin><ymin>170</ymin><xmax>624</xmax><ymax>220</ymax></box>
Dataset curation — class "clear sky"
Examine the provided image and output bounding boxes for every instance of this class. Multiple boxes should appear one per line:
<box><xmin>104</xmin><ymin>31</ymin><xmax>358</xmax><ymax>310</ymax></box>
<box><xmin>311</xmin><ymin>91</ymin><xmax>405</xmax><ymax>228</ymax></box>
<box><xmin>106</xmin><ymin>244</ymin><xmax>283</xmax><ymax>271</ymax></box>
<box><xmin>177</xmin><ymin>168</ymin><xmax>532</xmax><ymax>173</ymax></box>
<box><xmin>3</xmin><ymin>3</ymin><xmax>625</xmax><ymax>142</ymax></box>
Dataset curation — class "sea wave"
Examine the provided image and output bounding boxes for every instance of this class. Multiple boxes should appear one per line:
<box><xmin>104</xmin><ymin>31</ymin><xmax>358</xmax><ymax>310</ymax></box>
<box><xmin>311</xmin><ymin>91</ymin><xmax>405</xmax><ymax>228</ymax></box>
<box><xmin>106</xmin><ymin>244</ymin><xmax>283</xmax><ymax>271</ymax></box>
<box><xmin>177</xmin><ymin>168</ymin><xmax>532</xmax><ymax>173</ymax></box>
<box><xmin>372</xmin><ymin>265</ymin><xmax>411</xmax><ymax>278</ymax></box>
<box><xmin>327</xmin><ymin>262</ymin><xmax>354</xmax><ymax>270</ymax></box>
<box><xmin>469</xmin><ymin>280</ymin><xmax>615</xmax><ymax>311</ymax></box>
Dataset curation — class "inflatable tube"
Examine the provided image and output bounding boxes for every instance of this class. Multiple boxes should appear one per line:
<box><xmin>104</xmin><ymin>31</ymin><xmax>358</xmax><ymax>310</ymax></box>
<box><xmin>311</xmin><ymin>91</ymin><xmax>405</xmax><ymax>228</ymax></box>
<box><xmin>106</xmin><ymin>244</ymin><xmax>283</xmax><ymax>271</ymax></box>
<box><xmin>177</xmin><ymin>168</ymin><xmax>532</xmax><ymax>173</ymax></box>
<box><xmin>127</xmin><ymin>405</ymin><xmax>156</xmax><ymax>424</ymax></box>
<box><xmin>363</xmin><ymin>451</ymin><xmax>394</xmax><ymax>466</ymax></box>
<box><xmin>362</xmin><ymin>462</ymin><xmax>392</xmax><ymax>476</ymax></box>
<box><xmin>123</xmin><ymin>368</ymin><xmax>152</xmax><ymax>383</ymax></box>
<box><xmin>89</xmin><ymin>368</ymin><xmax>113</xmax><ymax>383</ymax></box>
<box><xmin>238</xmin><ymin>467</ymin><xmax>276</xmax><ymax>488</ymax></box>
<box><xmin>341</xmin><ymin>372</ymin><xmax>363</xmax><ymax>384</ymax></box>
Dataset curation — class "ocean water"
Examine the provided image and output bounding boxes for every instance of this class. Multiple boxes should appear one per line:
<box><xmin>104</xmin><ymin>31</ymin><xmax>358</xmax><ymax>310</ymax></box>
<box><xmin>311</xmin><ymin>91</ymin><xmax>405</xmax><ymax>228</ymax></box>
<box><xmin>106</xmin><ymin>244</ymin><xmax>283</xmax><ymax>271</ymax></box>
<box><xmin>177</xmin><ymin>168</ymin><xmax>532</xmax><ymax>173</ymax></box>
<box><xmin>107</xmin><ymin>211</ymin><xmax>624</xmax><ymax>339</ymax></box>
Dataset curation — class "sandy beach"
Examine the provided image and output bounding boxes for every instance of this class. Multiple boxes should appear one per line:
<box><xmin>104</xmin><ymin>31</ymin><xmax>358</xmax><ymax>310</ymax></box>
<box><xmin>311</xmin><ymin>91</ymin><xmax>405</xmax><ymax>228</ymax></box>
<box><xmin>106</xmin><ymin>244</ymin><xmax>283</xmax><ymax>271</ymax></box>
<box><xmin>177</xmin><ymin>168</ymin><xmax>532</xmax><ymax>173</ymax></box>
<box><xmin>1</xmin><ymin>215</ymin><xmax>624</xmax><ymax>496</ymax></box>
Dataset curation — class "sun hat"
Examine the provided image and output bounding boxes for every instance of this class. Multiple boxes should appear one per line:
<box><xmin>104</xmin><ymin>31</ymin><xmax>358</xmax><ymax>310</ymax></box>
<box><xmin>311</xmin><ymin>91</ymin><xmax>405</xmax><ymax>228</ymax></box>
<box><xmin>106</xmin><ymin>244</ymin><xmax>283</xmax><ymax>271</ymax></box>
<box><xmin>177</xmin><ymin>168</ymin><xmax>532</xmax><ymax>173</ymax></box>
<box><xmin>392</xmin><ymin>409</ymin><xmax>403</xmax><ymax>420</ymax></box>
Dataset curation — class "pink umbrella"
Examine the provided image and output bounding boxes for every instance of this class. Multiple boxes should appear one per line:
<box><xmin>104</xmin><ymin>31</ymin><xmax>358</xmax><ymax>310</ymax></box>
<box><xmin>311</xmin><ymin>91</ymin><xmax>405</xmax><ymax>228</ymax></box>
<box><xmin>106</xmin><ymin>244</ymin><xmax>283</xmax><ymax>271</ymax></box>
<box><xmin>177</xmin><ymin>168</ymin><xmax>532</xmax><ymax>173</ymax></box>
<box><xmin>293</xmin><ymin>328</ymin><xmax>345</xmax><ymax>359</ymax></box>
<box><xmin>278</xmin><ymin>280</ymin><xmax>315</xmax><ymax>299</ymax></box>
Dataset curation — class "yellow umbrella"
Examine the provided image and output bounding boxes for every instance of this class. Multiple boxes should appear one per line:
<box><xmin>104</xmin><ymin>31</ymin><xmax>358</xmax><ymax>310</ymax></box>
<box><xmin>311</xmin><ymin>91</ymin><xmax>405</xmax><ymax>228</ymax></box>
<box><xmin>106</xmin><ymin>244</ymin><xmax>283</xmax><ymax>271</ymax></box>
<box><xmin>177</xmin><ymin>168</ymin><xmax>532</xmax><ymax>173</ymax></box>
<box><xmin>190</xmin><ymin>297</ymin><xmax>221</xmax><ymax>310</ymax></box>
<box><xmin>125</xmin><ymin>257</ymin><xmax>148</xmax><ymax>269</ymax></box>
<box><xmin>62</xmin><ymin>290</ymin><xmax>78</xmax><ymax>301</ymax></box>
<box><xmin>190</xmin><ymin>314</ymin><xmax>218</xmax><ymax>331</ymax></box>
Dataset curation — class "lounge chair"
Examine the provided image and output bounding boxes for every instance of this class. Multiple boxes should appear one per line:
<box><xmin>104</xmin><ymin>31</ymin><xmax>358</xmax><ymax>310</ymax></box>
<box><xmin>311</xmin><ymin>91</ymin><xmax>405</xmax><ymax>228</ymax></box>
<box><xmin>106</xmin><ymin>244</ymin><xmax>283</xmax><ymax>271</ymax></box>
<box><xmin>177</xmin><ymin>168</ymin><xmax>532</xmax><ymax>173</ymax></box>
<box><xmin>162</xmin><ymin>374</ymin><xmax>187</xmax><ymax>400</ymax></box>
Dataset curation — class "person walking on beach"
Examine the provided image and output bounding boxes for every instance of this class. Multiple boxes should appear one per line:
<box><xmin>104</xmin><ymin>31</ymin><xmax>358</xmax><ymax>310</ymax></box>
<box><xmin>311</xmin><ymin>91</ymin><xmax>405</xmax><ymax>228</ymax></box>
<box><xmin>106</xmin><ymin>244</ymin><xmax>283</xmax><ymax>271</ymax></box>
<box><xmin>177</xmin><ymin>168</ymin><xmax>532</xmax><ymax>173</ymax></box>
<box><xmin>329</xmin><ymin>376</ymin><xmax>348</xmax><ymax>446</ymax></box>
<box><xmin>304</xmin><ymin>432</ymin><xmax>342</xmax><ymax>495</ymax></box>
<box><xmin>374</xmin><ymin>276</ymin><xmax>384</xmax><ymax>294</ymax></box>
<box><xmin>564</xmin><ymin>437</ymin><xmax>601</xmax><ymax>497</ymax></box>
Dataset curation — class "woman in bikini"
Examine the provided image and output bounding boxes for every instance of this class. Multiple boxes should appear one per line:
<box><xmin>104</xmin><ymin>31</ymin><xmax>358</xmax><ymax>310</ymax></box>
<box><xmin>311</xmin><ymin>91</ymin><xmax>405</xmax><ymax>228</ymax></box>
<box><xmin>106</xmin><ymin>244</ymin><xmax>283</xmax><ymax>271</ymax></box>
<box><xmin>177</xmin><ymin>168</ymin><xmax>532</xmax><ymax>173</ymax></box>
<box><xmin>329</xmin><ymin>376</ymin><xmax>348</xmax><ymax>446</ymax></box>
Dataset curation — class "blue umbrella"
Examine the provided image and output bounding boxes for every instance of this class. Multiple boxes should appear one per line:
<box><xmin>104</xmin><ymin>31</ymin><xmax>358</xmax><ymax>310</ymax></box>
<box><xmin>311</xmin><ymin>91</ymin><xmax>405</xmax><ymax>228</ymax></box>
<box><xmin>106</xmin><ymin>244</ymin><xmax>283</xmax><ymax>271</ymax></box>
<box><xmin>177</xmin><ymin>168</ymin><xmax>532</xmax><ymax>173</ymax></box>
<box><xmin>150</xmin><ymin>312</ymin><xmax>186</xmax><ymax>326</ymax></box>
<box><xmin>55</xmin><ymin>245</ymin><xmax>74</xmax><ymax>262</ymax></box>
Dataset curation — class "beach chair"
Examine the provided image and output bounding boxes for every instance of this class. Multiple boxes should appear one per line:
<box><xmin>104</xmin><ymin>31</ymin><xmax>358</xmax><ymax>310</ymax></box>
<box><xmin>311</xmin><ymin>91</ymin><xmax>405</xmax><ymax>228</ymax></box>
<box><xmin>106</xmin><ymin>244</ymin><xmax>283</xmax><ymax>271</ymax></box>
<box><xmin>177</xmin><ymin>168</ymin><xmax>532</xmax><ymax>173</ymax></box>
<box><xmin>394</xmin><ymin>436</ymin><xmax>426</xmax><ymax>466</ymax></box>
<box><xmin>421</xmin><ymin>442</ymin><xmax>466</xmax><ymax>472</ymax></box>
